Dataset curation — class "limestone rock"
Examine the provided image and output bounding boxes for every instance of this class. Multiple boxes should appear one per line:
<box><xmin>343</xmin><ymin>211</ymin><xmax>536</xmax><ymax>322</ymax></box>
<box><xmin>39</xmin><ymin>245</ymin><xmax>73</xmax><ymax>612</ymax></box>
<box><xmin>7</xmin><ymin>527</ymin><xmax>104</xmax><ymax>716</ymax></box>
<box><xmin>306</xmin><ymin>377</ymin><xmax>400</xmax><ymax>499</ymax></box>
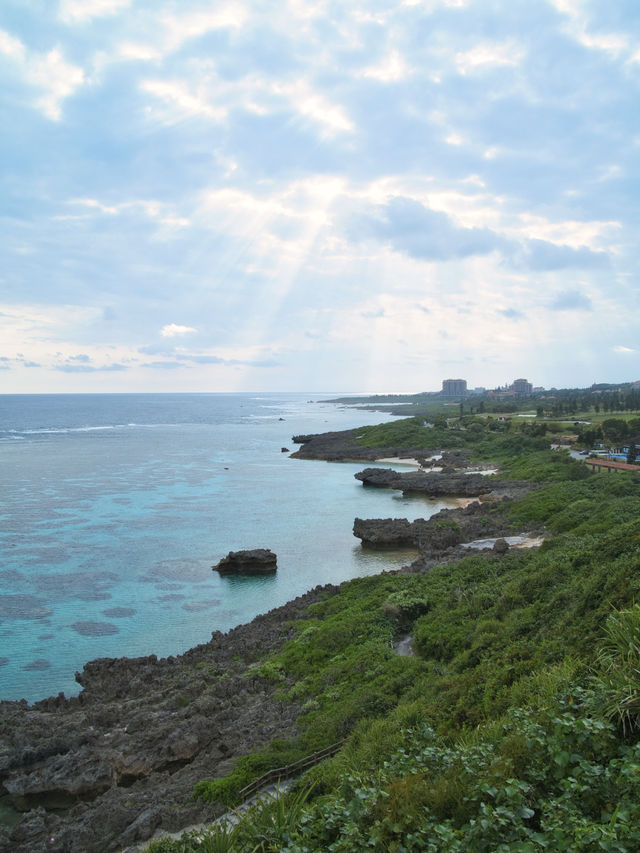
<box><xmin>213</xmin><ymin>549</ymin><xmax>277</xmax><ymax>576</ymax></box>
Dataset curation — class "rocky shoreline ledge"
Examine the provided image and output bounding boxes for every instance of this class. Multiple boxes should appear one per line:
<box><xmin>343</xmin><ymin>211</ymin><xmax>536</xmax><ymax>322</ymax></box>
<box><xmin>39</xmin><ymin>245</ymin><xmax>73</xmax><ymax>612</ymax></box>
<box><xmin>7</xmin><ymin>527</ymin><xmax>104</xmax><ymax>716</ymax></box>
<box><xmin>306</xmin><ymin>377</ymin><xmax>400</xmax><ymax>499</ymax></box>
<box><xmin>0</xmin><ymin>586</ymin><xmax>338</xmax><ymax>853</ymax></box>
<box><xmin>351</xmin><ymin>465</ymin><xmax>542</xmax><ymax>573</ymax></box>
<box><xmin>290</xmin><ymin>428</ymin><xmax>434</xmax><ymax>462</ymax></box>
<box><xmin>0</xmin><ymin>427</ymin><xmax>542</xmax><ymax>852</ymax></box>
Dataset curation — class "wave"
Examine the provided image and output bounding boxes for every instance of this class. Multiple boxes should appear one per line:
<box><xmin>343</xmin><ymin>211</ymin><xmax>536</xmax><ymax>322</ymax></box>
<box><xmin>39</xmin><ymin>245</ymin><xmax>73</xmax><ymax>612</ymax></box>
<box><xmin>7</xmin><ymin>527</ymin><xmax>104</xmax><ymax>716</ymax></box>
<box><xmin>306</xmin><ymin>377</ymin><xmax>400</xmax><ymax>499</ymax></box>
<box><xmin>1</xmin><ymin>423</ymin><xmax>169</xmax><ymax>438</ymax></box>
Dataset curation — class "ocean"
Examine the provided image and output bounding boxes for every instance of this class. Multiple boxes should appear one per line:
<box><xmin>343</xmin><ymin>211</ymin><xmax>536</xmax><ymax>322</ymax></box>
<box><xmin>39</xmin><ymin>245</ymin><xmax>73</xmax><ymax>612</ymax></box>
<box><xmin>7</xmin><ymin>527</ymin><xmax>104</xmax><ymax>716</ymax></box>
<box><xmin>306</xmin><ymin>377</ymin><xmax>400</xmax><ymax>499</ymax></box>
<box><xmin>0</xmin><ymin>393</ymin><xmax>454</xmax><ymax>703</ymax></box>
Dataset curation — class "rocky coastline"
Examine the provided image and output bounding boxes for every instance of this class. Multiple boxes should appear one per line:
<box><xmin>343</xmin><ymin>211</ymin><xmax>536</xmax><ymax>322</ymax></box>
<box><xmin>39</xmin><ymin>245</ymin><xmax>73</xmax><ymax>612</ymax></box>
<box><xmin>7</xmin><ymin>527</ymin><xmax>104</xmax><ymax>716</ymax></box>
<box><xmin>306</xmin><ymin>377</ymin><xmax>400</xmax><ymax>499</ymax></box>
<box><xmin>0</xmin><ymin>586</ymin><xmax>337</xmax><ymax>853</ymax></box>
<box><xmin>290</xmin><ymin>428</ymin><xmax>436</xmax><ymax>463</ymax></box>
<box><xmin>0</xmin><ymin>426</ymin><xmax>541</xmax><ymax>852</ymax></box>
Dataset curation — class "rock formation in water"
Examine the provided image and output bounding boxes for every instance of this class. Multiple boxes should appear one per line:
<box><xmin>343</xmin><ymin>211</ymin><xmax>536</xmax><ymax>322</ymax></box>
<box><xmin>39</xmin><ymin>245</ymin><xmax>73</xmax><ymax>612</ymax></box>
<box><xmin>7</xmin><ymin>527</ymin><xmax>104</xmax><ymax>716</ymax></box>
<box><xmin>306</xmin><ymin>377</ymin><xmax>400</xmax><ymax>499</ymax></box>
<box><xmin>354</xmin><ymin>467</ymin><xmax>492</xmax><ymax>497</ymax></box>
<box><xmin>291</xmin><ymin>429</ymin><xmax>435</xmax><ymax>462</ymax></box>
<box><xmin>212</xmin><ymin>549</ymin><xmax>277</xmax><ymax>575</ymax></box>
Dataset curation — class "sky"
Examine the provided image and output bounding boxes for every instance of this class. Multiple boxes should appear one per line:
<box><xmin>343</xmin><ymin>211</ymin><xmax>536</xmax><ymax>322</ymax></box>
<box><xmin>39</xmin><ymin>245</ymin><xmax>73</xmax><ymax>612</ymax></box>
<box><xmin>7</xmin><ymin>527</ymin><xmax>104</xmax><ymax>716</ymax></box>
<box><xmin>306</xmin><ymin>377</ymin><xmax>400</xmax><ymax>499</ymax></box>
<box><xmin>1</xmin><ymin>0</ymin><xmax>639</xmax><ymax>394</ymax></box>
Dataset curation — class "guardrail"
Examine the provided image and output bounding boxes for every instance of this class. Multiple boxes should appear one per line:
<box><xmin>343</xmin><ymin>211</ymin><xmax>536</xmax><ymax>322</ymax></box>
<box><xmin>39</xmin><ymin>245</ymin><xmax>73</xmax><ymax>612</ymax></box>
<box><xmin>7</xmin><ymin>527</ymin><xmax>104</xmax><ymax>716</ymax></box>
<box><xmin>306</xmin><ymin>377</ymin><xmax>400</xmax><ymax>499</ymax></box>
<box><xmin>238</xmin><ymin>740</ymin><xmax>346</xmax><ymax>802</ymax></box>
<box><xmin>585</xmin><ymin>459</ymin><xmax>640</xmax><ymax>473</ymax></box>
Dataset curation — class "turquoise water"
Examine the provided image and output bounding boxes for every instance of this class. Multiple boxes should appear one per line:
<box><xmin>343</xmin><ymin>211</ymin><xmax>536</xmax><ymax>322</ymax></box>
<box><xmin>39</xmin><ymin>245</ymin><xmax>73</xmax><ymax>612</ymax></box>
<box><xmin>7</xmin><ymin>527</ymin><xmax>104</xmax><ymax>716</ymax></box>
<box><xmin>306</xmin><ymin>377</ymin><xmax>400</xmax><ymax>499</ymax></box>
<box><xmin>0</xmin><ymin>393</ymin><xmax>454</xmax><ymax>703</ymax></box>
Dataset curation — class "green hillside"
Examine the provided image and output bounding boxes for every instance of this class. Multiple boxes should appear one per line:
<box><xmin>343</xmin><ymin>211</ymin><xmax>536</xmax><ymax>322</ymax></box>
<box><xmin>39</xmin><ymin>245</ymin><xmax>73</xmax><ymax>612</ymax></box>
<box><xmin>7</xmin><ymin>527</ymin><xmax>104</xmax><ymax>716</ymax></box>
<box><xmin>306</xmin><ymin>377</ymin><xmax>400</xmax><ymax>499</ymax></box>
<box><xmin>146</xmin><ymin>420</ymin><xmax>640</xmax><ymax>852</ymax></box>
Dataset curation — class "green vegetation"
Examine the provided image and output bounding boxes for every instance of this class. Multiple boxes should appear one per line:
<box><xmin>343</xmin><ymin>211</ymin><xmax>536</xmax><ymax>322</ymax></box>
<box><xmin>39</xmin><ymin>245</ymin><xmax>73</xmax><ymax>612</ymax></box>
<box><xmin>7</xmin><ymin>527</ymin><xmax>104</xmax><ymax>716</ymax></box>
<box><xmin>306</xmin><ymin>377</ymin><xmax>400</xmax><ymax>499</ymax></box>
<box><xmin>145</xmin><ymin>416</ymin><xmax>640</xmax><ymax>852</ymax></box>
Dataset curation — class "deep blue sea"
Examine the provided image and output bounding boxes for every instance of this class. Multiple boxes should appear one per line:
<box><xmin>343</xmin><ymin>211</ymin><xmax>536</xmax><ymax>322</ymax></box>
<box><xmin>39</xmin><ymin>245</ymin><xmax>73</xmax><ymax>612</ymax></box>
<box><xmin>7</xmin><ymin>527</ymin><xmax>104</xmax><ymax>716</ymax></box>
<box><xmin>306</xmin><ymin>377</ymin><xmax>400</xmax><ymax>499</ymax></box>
<box><xmin>0</xmin><ymin>393</ymin><xmax>455</xmax><ymax>703</ymax></box>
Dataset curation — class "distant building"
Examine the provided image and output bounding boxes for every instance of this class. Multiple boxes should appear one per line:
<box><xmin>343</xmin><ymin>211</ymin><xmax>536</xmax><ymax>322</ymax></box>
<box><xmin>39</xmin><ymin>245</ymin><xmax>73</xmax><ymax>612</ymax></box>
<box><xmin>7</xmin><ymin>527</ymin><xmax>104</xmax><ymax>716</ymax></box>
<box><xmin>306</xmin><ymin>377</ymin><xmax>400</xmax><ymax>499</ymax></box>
<box><xmin>510</xmin><ymin>378</ymin><xmax>533</xmax><ymax>396</ymax></box>
<box><xmin>441</xmin><ymin>378</ymin><xmax>468</xmax><ymax>396</ymax></box>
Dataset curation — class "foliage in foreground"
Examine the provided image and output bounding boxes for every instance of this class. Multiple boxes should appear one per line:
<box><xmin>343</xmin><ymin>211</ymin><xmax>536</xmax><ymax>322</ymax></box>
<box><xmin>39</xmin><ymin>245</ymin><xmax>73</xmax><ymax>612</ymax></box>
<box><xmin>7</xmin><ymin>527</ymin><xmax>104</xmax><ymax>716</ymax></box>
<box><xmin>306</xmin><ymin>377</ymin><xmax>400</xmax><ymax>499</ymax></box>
<box><xmin>148</xmin><ymin>674</ymin><xmax>640</xmax><ymax>851</ymax></box>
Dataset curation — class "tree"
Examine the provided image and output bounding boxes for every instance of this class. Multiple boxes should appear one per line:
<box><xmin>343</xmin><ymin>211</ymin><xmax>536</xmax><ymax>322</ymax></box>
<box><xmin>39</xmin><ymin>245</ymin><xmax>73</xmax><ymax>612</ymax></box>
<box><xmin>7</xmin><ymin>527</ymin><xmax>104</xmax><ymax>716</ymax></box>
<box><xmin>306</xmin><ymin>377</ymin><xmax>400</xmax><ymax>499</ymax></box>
<box><xmin>602</xmin><ymin>418</ymin><xmax>628</xmax><ymax>446</ymax></box>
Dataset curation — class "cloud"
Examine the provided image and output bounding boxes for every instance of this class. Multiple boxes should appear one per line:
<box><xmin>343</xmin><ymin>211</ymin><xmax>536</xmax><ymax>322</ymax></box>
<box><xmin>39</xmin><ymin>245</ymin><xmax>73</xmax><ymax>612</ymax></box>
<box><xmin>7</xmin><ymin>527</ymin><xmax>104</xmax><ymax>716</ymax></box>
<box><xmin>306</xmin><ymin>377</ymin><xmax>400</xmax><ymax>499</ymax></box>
<box><xmin>345</xmin><ymin>196</ymin><xmax>505</xmax><ymax>261</ymax></box>
<box><xmin>455</xmin><ymin>41</ymin><xmax>525</xmax><ymax>75</ymax></box>
<box><xmin>157</xmin><ymin>6</ymin><xmax>248</xmax><ymax>53</ymax></box>
<box><xmin>0</xmin><ymin>30</ymin><xmax>25</xmax><ymax>62</ymax></box>
<box><xmin>141</xmin><ymin>361</ymin><xmax>187</xmax><ymax>369</ymax></box>
<box><xmin>513</xmin><ymin>239</ymin><xmax>609</xmax><ymax>271</ymax></box>
<box><xmin>550</xmin><ymin>289</ymin><xmax>593</xmax><ymax>311</ymax></box>
<box><xmin>0</xmin><ymin>31</ymin><xmax>85</xmax><ymax>120</ymax></box>
<box><xmin>359</xmin><ymin>50</ymin><xmax>412</xmax><ymax>82</ymax></box>
<box><xmin>1</xmin><ymin>0</ymin><xmax>639</xmax><ymax>392</ymax></box>
<box><xmin>59</xmin><ymin>0</ymin><xmax>132</xmax><ymax>24</ymax></box>
<box><xmin>177</xmin><ymin>354</ymin><xmax>280</xmax><ymax>367</ymax></box>
<box><xmin>499</xmin><ymin>308</ymin><xmax>524</xmax><ymax>319</ymax></box>
<box><xmin>613</xmin><ymin>345</ymin><xmax>636</xmax><ymax>354</ymax></box>
<box><xmin>548</xmin><ymin>0</ymin><xmax>634</xmax><ymax>61</ymax></box>
<box><xmin>160</xmin><ymin>324</ymin><xmax>198</xmax><ymax>338</ymax></box>
<box><xmin>141</xmin><ymin>79</ymin><xmax>228</xmax><ymax>122</ymax></box>
<box><xmin>54</xmin><ymin>363</ymin><xmax>128</xmax><ymax>372</ymax></box>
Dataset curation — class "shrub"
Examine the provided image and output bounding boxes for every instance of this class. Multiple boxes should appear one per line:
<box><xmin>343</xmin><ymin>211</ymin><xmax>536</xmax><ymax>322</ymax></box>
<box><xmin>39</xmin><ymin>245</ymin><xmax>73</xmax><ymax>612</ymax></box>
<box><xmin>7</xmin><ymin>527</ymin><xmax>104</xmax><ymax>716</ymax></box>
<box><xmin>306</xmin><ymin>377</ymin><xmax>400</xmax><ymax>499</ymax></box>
<box><xmin>595</xmin><ymin>604</ymin><xmax>640</xmax><ymax>735</ymax></box>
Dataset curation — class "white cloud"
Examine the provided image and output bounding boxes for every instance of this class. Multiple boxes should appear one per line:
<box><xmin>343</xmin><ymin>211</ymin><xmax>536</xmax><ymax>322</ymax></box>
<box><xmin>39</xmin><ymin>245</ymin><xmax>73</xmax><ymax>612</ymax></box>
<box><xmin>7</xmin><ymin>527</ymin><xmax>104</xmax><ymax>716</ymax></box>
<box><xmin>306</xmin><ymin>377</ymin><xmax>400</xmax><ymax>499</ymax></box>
<box><xmin>141</xmin><ymin>79</ymin><xmax>227</xmax><ymax>123</ymax></box>
<box><xmin>158</xmin><ymin>6</ymin><xmax>247</xmax><ymax>51</ymax></box>
<box><xmin>0</xmin><ymin>31</ymin><xmax>84</xmax><ymax>120</ymax></box>
<box><xmin>160</xmin><ymin>324</ymin><xmax>198</xmax><ymax>338</ymax></box>
<box><xmin>512</xmin><ymin>214</ymin><xmax>621</xmax><ymax>251</ymax></box>
<box><xmin>577</xmin><ymin>31</ymin><xmax>628</xmax><ymax>57</ymax></box>
<box><xmin>613</xmin><ymin>345</ymin><xmax>636</xmax><ymax>354</ymax></box>
<box><xmin>66</xmin><ymin>197</ymin><xmax>191</xmax><ymax>229</ymax></box>
<box><xmin>549</xmin><ymin>0</ymin><xmax>634</xmax><ymax>62</ymax></box>
<box><xmin>0</xmin><ymin>305</ymin><xmax>103</xmax><ymax>354</ymax></box>
<box><xmin>0</xmin><ymin>29</ymin><xmax>26</xmax><ymax>62</ymax></box>
<box><xmin>139</xmin><ymin>69</ymin><xmax>354</xmax><ymax>137</ymax></box>
<box><xmin>117</xmin><ymin>42</ymin><xmax>163</xmax><ymax>62</ymax></box>
<box><xmin>59</xmin><ymin>0</ymin><xmax>132</xmax><ymax>24</ymax></box>
<box><xmin>360</xmin><ymin>50</ymin><xmax>412</xmax><ymax>82</ymax></box>
<box><xmin>274</xmin><ymin>79</ymin><xmax>355</xmax><ymax>136</ymax></box>
<box><xmin>547</xmin><ymin>0</ymin><xmax>584</xmax><ymax>17</ymax></box>
<box><xmin>28</xmin><ymin>49</ymin><xmax>85</xmax><ymax>121</ymax></box>
<box><xmin>445</xmin><ymin>132</ymin><xmax>463</xmax><ymax>146</ymax></box>
<box><xmin>455</xmin><ymin>41</ymin><xmax>525</xmax><ymax>75</ymax></box>
<box><xmin>116</xmin><ymin>5</ymin><xmax>247</xmax><ymax>63</ymax></box>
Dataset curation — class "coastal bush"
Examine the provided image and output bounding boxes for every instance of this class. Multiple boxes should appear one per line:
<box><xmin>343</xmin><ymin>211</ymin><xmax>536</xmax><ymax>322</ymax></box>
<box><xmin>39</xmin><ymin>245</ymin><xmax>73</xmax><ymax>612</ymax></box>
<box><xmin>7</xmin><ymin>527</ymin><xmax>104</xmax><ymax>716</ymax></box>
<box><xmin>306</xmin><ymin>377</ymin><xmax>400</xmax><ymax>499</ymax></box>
<box><xmin>194</xmin><ymin>740</ymin><xmax>308</xmax><ymax>807</ymax></box>
<box><xmin>595</xmin><ymin>604</ymin><xmax>640</xmax><ymax>735</ymax></box>
<box><xmin>382</xmin><ymin>587</ymin><xmax>429</xmax><ymax>631</ymax></box>
<box><xmin>183</xmin><ymin>688</ymin><xmax>640</xmax><ymax>851</ymax></box>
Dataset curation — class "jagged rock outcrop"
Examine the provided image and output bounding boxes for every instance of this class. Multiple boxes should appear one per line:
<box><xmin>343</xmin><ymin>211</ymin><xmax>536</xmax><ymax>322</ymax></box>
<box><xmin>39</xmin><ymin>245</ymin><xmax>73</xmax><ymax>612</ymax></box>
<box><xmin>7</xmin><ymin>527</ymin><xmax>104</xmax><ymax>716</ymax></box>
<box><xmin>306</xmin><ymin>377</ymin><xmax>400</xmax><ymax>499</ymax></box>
<box><xmin>213</xmin><ymin>549</ymin><xmax>277</xmax><ymax>575</ymax></box>
<box><xmin>290</xmin><ymin>429</ymin><xmax>435</xmax><ymax>463</ymax></box>
<box><xmin>353</xmin><ymin>518</ymin><xmax>419</xmax><ymax>548</ymax></box>
<box><xmin>0</xmin><ymin>585</ymin><xmax>338</xmax><ymax>853</ymax></box>
<box><xmin>354</xmin><ymin>467</ymin><xmax>492</xmax><ymax>497</ymax></box>
<box><xmin>354</xmin><ymin>499</ymin><xmax>543</xmax><ymax>565</ymax></box>
<box><xmin>354</xmin><ymin>501</ymin><xmax>501</xmax><ymax>551</ymax></box>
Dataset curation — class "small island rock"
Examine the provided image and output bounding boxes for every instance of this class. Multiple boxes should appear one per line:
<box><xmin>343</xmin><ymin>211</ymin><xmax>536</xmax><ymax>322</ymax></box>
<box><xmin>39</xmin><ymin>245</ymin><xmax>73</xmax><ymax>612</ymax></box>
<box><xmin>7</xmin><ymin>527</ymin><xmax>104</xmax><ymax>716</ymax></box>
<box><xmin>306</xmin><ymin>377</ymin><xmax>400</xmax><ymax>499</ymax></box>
<box><xmin>213</xmin><ymin>549</ymin><xmax>278</xmax><ymax>575</ymax></box>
